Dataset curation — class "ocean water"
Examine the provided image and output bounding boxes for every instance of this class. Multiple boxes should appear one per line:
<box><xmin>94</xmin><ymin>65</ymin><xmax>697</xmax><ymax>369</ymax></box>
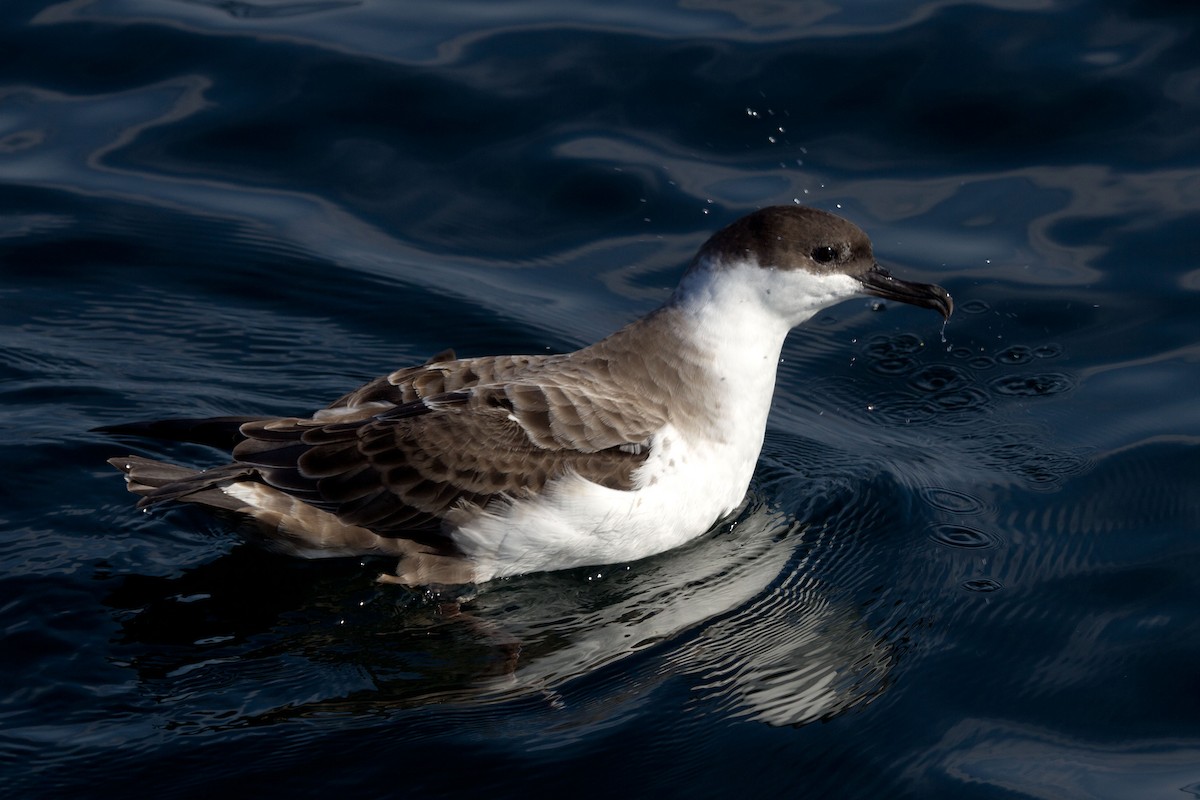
<box><xmin>2</xmin><ymin>0</ymin><xmax>1199</xmax><ymax>797</ymax></box>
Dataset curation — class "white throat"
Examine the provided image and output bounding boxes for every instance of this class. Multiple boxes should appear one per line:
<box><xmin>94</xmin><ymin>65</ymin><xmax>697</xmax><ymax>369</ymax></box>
<box><xmin>664</xmin><ymin>256</ymin><xmax>861</xmax><ymax>409</ymax></box>
<box><xmin>671</xmin><ymin>255</ymin><xmax>863</xmax><ymax>329</ymax></box>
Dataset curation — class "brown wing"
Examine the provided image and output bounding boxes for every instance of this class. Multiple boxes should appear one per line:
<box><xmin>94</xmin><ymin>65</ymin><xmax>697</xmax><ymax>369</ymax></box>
<box><xmin>232</xmin><ymin>384</ymin><xmax>651</xmax><ymax>534</ymax></box>
<box><xmin>326</xmin><ymin>351</ymin><xmax>547</xmax><ymax>409</ymax></box>
<box><xmin>324</xmin><ymin>349</ymin><xmax>668</xmax><ymax>453</ymax></box>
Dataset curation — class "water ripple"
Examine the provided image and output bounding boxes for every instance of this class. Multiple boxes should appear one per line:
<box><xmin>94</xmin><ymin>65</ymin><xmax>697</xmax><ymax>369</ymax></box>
<box><xmin>908</xmin><ymin>364</ymin><xmax>970</xmax><ymax>393</ymax></box>
<box><xmin>919</xmin><ymin>487</ymin><xmax>986</xmax><ymax>515</ymax></box>
<box><xmin>991</xmin><ymin>373</ymin><xmax>1075</xmax><ymax>397</ymax></box>
<box><xmin>996</xmin><ymin>344</ymin><xmax>1034</xmax><ymax>364</ymax></box>
<box><xmin>928</xmin><ymin>523</ymin><xmax>1001</xmax><ymax>550</ymax></box>
<box><xmin>961</xmin><ymin>578</ymin><xmax>1002</xmax><ymax>592</ymax></box>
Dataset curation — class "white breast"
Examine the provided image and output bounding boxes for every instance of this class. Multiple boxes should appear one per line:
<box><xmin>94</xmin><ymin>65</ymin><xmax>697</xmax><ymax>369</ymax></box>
<box><xmin>450</xmin><ymin>420</ymin><xmax>765</xmax><ymax>582</ymax></box>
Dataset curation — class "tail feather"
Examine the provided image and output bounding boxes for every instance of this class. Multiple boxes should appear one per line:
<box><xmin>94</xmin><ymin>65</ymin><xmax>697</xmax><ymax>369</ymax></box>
<box><xmin>94</xmin><ymin>416</ymin><xmax>270</xmax><ymax>450</ymax></box>
<box><xmin>103</xmin><ymin>456</ymin><xmax>473</xmax><ymax>583</ymax></box>
<box><xmin>107</xmin><ymin>455</ymin><xmax>251</xmax><ymax>509</ymax></box>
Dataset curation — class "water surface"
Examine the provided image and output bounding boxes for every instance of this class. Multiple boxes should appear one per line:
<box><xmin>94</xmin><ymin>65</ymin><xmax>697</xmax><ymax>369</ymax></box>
<box><xmin>2</xmin><ymin>1</ymin><xmax>1200</xmax><ymax>797</ymax></box>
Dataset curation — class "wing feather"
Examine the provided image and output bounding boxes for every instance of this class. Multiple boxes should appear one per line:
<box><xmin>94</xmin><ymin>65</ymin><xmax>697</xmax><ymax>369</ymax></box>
<box><xmin>104</xmin><ymin>348</ymin><xmax>666</xmax><ymax>538</ymax></box>
<box><xmin>228</xmin><ymin>381</ymin><xmax>651</xmax><ymax>535</ymax></box>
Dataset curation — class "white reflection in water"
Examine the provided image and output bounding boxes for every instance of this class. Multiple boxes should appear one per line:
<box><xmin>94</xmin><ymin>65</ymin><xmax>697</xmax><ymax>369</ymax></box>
<box><xmin>367</xmin><ymin>499</ymin><xmax>889</xmax><ymax>730</ymax></box>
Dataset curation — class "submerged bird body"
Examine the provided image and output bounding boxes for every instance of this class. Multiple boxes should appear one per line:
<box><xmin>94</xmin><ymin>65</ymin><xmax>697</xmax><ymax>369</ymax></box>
<box><xmin>103</xmin><ymin>206</ymin><xmax>952</xmax><ymax>586</ymax></box>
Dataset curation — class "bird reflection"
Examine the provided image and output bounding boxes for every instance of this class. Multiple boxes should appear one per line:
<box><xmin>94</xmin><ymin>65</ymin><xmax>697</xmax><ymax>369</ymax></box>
<box><xmin>106</xmin><ymin>497</ymin><xmax>895</xmax><ymax>729</ymax></box>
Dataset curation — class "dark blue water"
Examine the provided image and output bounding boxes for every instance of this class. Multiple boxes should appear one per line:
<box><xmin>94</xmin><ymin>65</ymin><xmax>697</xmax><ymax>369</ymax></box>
<box><xmin>3</xmin><ymin>1</ymin><xmax>1200</xmax><ymax>797</ymax></box>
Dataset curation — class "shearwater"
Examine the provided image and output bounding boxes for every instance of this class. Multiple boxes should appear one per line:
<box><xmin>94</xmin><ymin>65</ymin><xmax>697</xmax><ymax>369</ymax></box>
<box><xmin>100</xmin><ymin>205</ymin><xmax>952</xmax><ymax>586</ymax></box>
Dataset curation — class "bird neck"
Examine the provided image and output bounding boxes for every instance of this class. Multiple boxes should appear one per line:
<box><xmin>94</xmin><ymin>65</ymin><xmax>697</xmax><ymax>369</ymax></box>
<box><xmin>579</xmin><ymin>267</ymin><xmax>795</xmax><ymax>441</ymax></box>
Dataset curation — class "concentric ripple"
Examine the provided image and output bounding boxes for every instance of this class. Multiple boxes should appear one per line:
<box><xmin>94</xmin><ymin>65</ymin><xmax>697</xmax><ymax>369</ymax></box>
<box><xmin>991</xmin><ymin>373</ymin><xmax>1075</xmax><ymax>397</ymax></box>
<box><xmin>918</xmin><ymin>487</ymin><xmax>986</xmax><ymax>515</ymax></box>
<box><xmin>927</xmin><ymin>523</ymin><xmax>1001</xmax><ymax>550</ymax></box>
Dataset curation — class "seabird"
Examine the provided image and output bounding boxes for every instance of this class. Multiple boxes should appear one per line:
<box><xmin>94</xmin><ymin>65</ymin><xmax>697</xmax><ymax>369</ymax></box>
<box><xmin>100</xmin><ymin>205</ymin><xmax>952</xmax><ymax>586</ymax></box>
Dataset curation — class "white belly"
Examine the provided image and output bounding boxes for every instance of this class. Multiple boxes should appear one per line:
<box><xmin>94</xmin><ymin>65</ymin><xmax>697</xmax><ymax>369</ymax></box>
<box><xmin>449</xmin><ymin>423</ymin><xmax>763</xmax><ymax>582</ymax></box>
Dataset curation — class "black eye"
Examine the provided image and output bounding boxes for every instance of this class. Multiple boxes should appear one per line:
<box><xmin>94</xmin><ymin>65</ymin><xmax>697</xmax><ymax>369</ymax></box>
<box><xmin>811</xmin><ymin>246</ymin><xmax>838</xmax><ymax>264</ymax></box>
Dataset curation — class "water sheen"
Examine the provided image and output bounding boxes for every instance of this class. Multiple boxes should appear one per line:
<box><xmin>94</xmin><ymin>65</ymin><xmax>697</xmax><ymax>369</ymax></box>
<box><xmin>3</xmin><ymin>0</ymin><xmax>1200</xmax><ymax>797</ymax></box>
